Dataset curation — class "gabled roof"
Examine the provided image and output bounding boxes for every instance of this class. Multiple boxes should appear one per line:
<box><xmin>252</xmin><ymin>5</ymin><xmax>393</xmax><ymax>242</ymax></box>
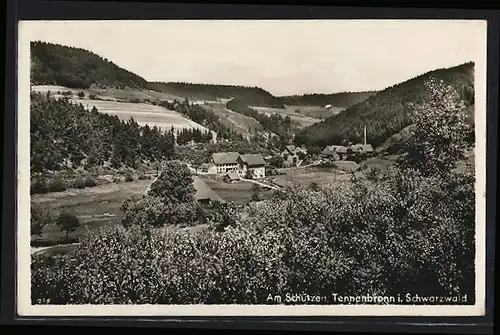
<box><xmin>284</xmin><ymin>145</ymin><xmax>296</xmax><ymax>154</ymax></box>
<box><xmin>224</xmin><ymin>172</ymin><xmax>241</xmax><ymax>181</ymax></box>
<box><xmin>360</xmin><ymin>144</ymin><xmax>374</xmax><ymax>152</ymax></box>
<box><xmin>321</xmin><ymin>146</ymin><xmax>335</xmax><ymax>155</ymax></box>
<box><xmin>239</xmin><ymin>153</ymin><xmax>266</xmax><ymax>166</ymax></box>
<box><xmin>321</xmin><ymin>146</ymin><xmax>340</xmax><ymax>157</ymax></box>
<box><xmin>350</xmin><ymin>144</ymin><xmax>374</xmax><ymax>153</ymax></box>
<box><xmin>212</xmin><ymin>152</ymin><xmax>239</xmax><ymax>165</ymax></box>
<box><xmin>192</xmin><ymin>176</ymin><xmax>225</xmax><ymax>203</ymax></box>
<box><xmin>332</xmin><ymin>145</ymin><xmax>348</xmax><ymax>154</ymax></box>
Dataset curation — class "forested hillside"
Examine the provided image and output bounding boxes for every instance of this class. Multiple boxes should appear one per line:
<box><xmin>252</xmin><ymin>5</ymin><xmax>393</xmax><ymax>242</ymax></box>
<box><xmin>31</xmin><ymin>41</ymin><xmax>287</xmax><ymax>109</ymax></box>
<box><xmin>294</xmin><ymin>62</ymin><xmax>475</xmax><ymax>148</ymax></box>
<box><xmin>226</xmin><ymin>98</ymin><xmax>295</xmax><ymax>140</ymax></box>
<box><xmin>149</xmin><ymin>82</ymin><xmax>285</xmax><ymax>108</ymax></box>
<box><xmin>158</xmin><ymin>98</ymin><xmax>243</xmax><ymax>142</ymax></box>
<box><xmin>31</xmin><ymin>41</ymin><xmax>149</xmax><ymax>89</ymax></box>
<box><xmin>279</xmin><ymin>91</ymin><xmax>377</xmax><ymax>108</ymax></box>
<box><xmin>30</xmin><ymin>91</ymin><xmax>177</xmax><ymax>176</ymax></box>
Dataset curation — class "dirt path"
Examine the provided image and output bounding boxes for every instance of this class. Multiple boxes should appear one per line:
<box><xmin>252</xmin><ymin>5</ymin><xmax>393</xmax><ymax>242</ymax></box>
<box><xmin>240</xmin><ymin>178</ymin><xmax>284</xmax><ymax>191</ymax></box>
<box><xmin>31</xmin><ymin>243</ymin><xmax>80</xmax><ymax>256</ymax></box>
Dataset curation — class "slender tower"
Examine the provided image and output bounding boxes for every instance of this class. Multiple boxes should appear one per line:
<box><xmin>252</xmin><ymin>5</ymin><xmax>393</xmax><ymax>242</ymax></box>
<box><xmin>363</xmin><ymin>125</ymin><xmax>367</xmax><ymax>145</ymax></box>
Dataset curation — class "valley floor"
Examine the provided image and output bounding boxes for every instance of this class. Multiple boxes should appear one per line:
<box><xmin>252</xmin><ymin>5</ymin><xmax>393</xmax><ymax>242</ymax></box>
<box><xmin>31</xmin><ymin>178</ymin><xmax>152</xmax><ymax>247</ymax></box>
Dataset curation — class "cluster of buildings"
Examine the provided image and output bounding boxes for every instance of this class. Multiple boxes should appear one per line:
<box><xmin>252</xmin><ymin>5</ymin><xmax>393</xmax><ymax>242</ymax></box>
<box><xmin>280</xmin><ymin>145</ymin><xmax>307</xmax><ymax>166</ymax></box>
<box><xmin>320</xmin><ymin>143</ymin><xmax>374</xmax><ymax>161</ymax></box>
<box><xmin>200</xmin><ymin>127</ymin><xmax>373</xmax><ymax>182</ymax></box>
<box><xmin>321</xmin><ymin>126</ymin><xmax>374</xmax><ymax>161</ymax></box>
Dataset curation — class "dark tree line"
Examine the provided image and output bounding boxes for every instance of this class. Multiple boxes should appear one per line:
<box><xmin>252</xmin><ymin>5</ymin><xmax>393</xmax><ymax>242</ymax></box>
<box><xmin>30</xmin><ymin>91</ymin><xmax>177</xmax><ymax>176</ymax></box>
<box><xmin>159</xmin><ymin>98</ymin><xmax>243</xmax><ymax>142</ymax></box>
<box><xmin>30</xmin><ymin>41</ymin><xmax>149</xmax><ymax>89</ymax></box>
<box><xmin>294</xmin><ymin>62</ymin><xmax>475</xmax><ymax>149</ymax></box>
<box><xmin>149</xmin><ymin>82</ymin><xmax>284</xmax><ymax>108</ymax></box>
<box><xmin>279</xmin><ymin>91</ymin><xmax>377</xmax><ymax>108</ymax></box>
<box><xmin>175</xmin><ymin>127</ymin><xmax>212</xmax><ymax>145</ymax></box>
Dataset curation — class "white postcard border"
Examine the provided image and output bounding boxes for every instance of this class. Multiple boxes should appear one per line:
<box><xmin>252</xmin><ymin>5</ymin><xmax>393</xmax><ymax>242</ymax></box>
<box><xmin>16</xmin><ymin>19</ymin><xmax>488</xmax><ymax>317</ymax></box>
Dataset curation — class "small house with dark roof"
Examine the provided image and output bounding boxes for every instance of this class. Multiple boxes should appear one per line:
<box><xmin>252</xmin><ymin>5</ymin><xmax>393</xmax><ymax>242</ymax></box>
<box><xmin>193</xmin><ymin>175</ymin><xmax>225</xmax><ymax>205</ymax></box>
<box><xmin>350</xmin><ymin>144</ymin><xmax>374</xmax><ymax>155</ymax></box>
<box><xmin>224</xmin><ymin>171</ymin><xmax>241</xmax><ymax>183</ymax></box>
<box><xmin>321</xmin><ymin>145</ymin><xmax>349</xmax><ymax>160</ymax></box>
<box><xmin>280</xmin><ymin>145</ymin><xmax>306</xmax><ymax>166</ymax></box>
<box><xmin>321</xmin><ymin>146</ymin><xmax>340</xmax><ymax>161</ymax></box>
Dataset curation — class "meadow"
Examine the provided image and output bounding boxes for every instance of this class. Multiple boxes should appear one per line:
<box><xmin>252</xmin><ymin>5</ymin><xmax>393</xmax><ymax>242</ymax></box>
<box><xmin>201</xmin><ymin>102</ymin><xmax>263</xmax><ymax>138</ymax></box>
<box><xmin>284</xmin><ymin>104</ymin><xmax>344</xmax><ymax>119</ymax></box>
<box><xmin>71</xmin><ymin>99</ymin><xmax>209</xmax><ymax>132</ymax></box>
<box><xmin>31</xmin><ymin>178</ymin><xmax>152</xmax><ymax>246</ymax></box>
<box><xmin>270</xmin><ymin>166</ymin><xmax>358</xmax><ymax>189</ymax></box>
<box><xmin>199</xmin><ymin>175</ymin><xmax>275</xmax><ymax>204</ymax></box>
<box><xmin>31</xmin><ymin>85</ymin><xmax>183</xmax><ymax>102</ymax></box>
<box><xmin>31</xmin><ymin>85</ymin><xmax>209</xmax><ymax>133</ymax></box>
<box><xmin>250</xmin><ymin>106</ymin><xmax>322</xmax><ymax>128</ymax></box>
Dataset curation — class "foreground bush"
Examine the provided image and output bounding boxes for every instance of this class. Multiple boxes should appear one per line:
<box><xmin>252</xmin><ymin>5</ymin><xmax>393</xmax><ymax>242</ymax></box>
<box><xmin>31</xmin><ymin>165</ymin><xmax>475</xmax><ymax>304</ymax></box>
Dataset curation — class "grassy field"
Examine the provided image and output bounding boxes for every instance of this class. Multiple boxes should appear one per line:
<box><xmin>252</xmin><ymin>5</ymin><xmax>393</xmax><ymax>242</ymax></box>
<box><xmin>32</xmin><ymin>85</ymin><xmax>210</xmax><ymax>133</ymax></box>
<box><xmin>201</xmin><ymin>102</ymin><xmax>264</xmax><ymax>138</ymax></box>
<box><xmin>359</xmin><ymin>155</ymin><xmax>399</xmax><ymax>172</ymax></box>
<box><xmin>31</xmin><ymin>85</ymin><xmax>184</xmax><ymax>102</ymax></box>
<box><xmin>270</xmin><ymin>166</ymin><xmax>353</xmax><ymax>188</ymax></box>
<box><xmin>70</xmin><ymin>98</ymin><xmax>210</xmax><ymax>133</ymax></box>
<box><xmin>31</xmin><ymin>179</ymin><xmax>152</xmax><ymax>246</ymax></box>
<box><xmin>250</xmin><ymin>106</ymin><xmax>322</xmax><ymax>128</ymax></box>
<box><xmin>283</xmin><ymin>104</ymin><xmax>344</xmax><ymax>119</ymax></box>
<box><xmin>199</xmin><ymin>175</ymin><xmax>275</xmax><ymax>204</ymax></box>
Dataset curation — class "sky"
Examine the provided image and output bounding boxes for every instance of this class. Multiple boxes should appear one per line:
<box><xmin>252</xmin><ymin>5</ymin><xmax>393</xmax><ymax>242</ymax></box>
<box><xmin>20</xmin><ymin>20</ymin><xmax>486</xmax><ymax>96</ymax></box>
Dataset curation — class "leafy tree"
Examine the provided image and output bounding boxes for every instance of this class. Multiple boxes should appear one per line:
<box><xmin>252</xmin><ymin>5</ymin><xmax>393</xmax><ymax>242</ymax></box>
<box><xmin>147</xmin><ymin>160</ymin><xmax>195</xmax><ymax>203</ymax></box>
<box><xmin>31</xmin><ymin>202</ymin><xmax>54</xmax><ymax>237</ymax></box>
<box><xmin>251</xmin><ymin>184</ymin><xmax>261</xmax><ymax>201</ymax></box>
<box><xmin>245</xmin><ymin>170</ymin><xmax>254</xmax><ymax>179</ymax></box>
<box><xmin>269</xmin><ymin>156</ymin><xmax>285</xmax><ymax>168</ymax></box>
<box><xmin>120</xmin><ymin>195</ymin><xmax>199</xmax><ymax>228</ymax></box>
<box><xmin>306</xmin><ymin>146</ymin><xmax>321</xmax><ymax>156</ymax></box>
<box><xmin>309</xmin><ymin>182</ymin><xmax>320</xmax><ymax>191</ymax></box>
<box><xmin>397</xmin><ymin>78</ymin><xmax>474</xmax><ymax>178</ymax></box>
<box><xmin>56</xmin><ymin>211</ymin><xmax>80</xmax><ymax>240</ymax></box>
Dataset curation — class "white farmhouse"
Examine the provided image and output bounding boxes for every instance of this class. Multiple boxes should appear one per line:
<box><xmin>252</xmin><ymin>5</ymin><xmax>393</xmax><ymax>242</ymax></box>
<box><xmin>208</xmin><ymin>152</ymin><xmax>240</xmax><ymax>175</ymax></box>
<box><xmin>208</xmin><ymin>152</ymin><xmax>266</xmax><ymax>179</ymax></box>
<box><xmin>238</xmin><ymin>154</ymin><xmax>266</xmax><ymax>179</ymax></box>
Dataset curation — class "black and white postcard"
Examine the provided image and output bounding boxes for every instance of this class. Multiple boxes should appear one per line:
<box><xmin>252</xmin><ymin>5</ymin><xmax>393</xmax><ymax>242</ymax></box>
<box><xmin>18</xmin><ymin>19</ymin><xmax>487</xmax><ymax>316</ymax></box>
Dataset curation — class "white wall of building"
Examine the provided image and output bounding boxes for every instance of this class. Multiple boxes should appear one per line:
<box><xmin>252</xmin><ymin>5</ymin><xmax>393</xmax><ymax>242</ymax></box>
<box><xmin>251</xmin><ymin>166</ymin><xmax>265</xmax><ymax>179</ymax></box>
